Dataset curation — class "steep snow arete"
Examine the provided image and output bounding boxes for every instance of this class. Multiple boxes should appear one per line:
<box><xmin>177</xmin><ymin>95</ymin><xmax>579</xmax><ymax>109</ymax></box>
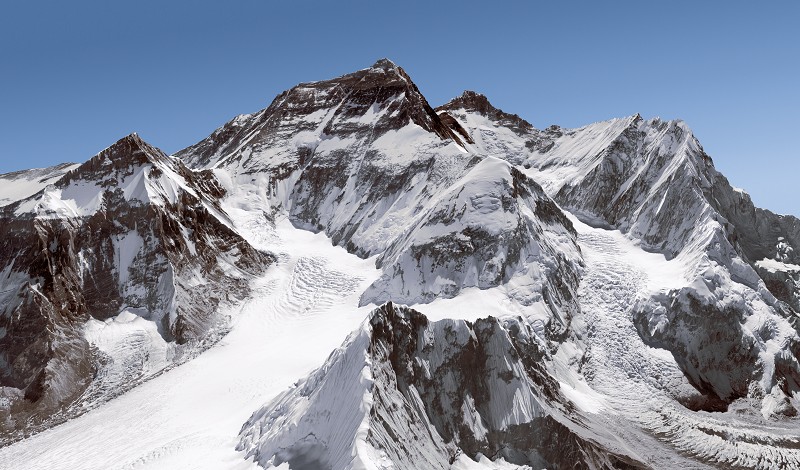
<box><xmin>1</xmin><ymin>59</ymin><xmax>800</xmax><ymax>469</ymax></box>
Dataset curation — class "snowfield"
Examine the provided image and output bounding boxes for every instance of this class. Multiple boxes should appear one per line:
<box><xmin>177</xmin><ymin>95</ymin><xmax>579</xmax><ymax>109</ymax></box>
<box><xmin>0</xmin><ymin>163</ymin><xmax>80</xmax><ymax>208</ymax></box>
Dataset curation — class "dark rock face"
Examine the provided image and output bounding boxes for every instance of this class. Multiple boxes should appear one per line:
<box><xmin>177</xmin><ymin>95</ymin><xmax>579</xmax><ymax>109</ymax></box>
<box><xmin>437</xmin><ymin>111</ymin><xmax>474</xmax><ymax>144</ymax></box>
<box><xmin>0</xmin><ymin>134</ymin><xmax>273</xmax><ymax>441</ymax></box>
<box><xmin>438</xmin><ymin>90</ymin><xmax>536</xmax><ymax>137</ymax></box>
<box><xmin>436</xmin><ymin>91</ymin><xmax>558</xmax><ymax>162</ymax></box>
<box><xmin>367</xmin><ymin>303</ymin><xmax>638</xmax><ymax>469</ymax></box>
<box><xmin>706</xmin><ymin>177</ymin><xmax>800</xmax><ymax>309</ymax></box>
<box><xmin>633</xmin><ymin>291</ymin><xmax>760</xmax><ymax>411</ymax></box>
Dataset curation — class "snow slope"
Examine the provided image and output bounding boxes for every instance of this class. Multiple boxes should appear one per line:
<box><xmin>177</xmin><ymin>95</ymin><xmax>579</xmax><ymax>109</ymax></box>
<box><xmin>233</xmin><ymin>210</ymin><xmax>800</xmax><ymax>470</ymax></box>
<box><xmin>178</xmin><ymin>59</ymin><xmax>584</xmax><ymax>349</ymax></box>
<box><xmin>0</xmin><ymin>215</ymin><xmax>380</xmax><ymax>470</ymax></box>
<box><xmin>441</xmin><ymin>92</ymin><xmax>800</xmax><ymax>419</ymax></box>
<box><xmin>0</xmin><ymin>163</ymin><xmax>80</xmax><ymax>207</ymax></box>
<box><xmin>563</xmin><ymin>216</ymin><xmax>800</xmax><ymax>468</ymax></box>
<box><xmin>238</xmin><ymin>302</ymin><xmax>643</xmax><ymax>470</ymax></box>
<box><xmin>362</xmin><ymin>157</ymin><xmax>582</xmax><ymax>320</ymax></box>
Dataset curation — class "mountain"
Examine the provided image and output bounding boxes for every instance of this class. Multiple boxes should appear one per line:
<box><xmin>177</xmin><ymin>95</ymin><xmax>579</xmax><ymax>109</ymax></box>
<box><xmin>440</xmin><ymin>92</ymin><xmax>800</xmax><ymax>415</ymax></box>
<box><xmin>0</xmin><ymin>134</ymin><xmax>273</xmax><ymax>441</ymax></box>
<box><xmin>176</xmin><ymin>59</ymin><xmax>583</xmax><ymax>343</ymax></box>
<box><xmin>2</xmin><ymin>59</ymin><xmax>800</xmax><ymax>469</ymax></box>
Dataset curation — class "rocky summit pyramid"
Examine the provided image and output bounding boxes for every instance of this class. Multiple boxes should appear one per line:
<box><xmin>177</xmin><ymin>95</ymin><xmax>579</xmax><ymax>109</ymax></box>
<box><xmin>2</xmin><ymin>59</ymin><xmax>800</xmax><ymax>469</ymax></box>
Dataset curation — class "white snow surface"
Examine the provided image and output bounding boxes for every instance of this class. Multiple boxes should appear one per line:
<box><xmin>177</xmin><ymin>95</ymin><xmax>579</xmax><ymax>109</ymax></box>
<box><xmin>362</xmin><ymin>156</ymin><xmax>581</xmax><ymax>307</ymax></box>
<box><xmin>756</xmin><ymin>257</ymin><xmax>800</xmax><ymax>273</ymax></box>
<box><xmin>1</xmin><ymin>194</ymin><xmax>568</xmax><ymax>469</ymax></box>
<box><xmin>0</xmin><ymin>201</ymin><xmax>568</xmax><ymax>470</ymax></box>
<box><xmin>551</xmin><ymin>213</ymin><xmax>800</xmax><ymax>468</ymax></box>
<box><xmin>0</xmin><ymin>163</ymin><xmax>80</xmax><ymax>207</ymax></box>
<box><xmin>4</xmin><ymin>192</ymin><xmax>800</xmax><ymax>469</ymax></box>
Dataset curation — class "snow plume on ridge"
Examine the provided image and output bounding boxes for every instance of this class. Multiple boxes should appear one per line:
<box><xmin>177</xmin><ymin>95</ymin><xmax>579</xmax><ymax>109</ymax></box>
<box><xmin>238</xmin><ymin>303</ymin><xmax>645</xmax><ymax>470</ymax></box>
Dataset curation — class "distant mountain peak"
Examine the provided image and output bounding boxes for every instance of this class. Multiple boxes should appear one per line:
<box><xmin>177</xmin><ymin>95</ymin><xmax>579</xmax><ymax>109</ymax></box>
<box><xmin>177</xmin><ymin>59</ymin><xmax>471</xmax><ymax>169</ymax></box>
<box><xmin>443</xmin><ymin>90</ymin><xmax>495</xmax><ymax>114</ymax></box>
<box><xmin>438</xmin><ymin>90</ymin><xmax>535</xmax><ymax>135</ymax></box>
<box><xmin>82</xmin><ymin>132</ymin><xmax>166</xmax><ymax>171</ymax></box>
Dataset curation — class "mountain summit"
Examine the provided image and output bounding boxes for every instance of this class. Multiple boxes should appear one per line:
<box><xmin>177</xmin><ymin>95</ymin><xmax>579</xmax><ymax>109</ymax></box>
<box><xmin>178</xmin><ymin>58</ymin><xmax>469</xmax><ymax>171</ymax></box>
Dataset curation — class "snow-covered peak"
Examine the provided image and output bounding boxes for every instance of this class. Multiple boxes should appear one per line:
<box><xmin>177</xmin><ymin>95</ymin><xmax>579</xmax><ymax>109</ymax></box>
<box><xmin>177</xmin><ymin>59</ymin><xmax>468</xmax><ymax>170</ymax></box>
<box><xmin>362</xmin><ymin>156</ymin><xmax>582</xmax><ymax>318</ymax></box>
<box><xmin>437</xmin><ymin>90</ymin><xmax>535</xmax><ymax>137</ymax></box>
<box><xmin>9</xmin><ymin>134</ymin><xmax>208</xmax><ymax>219</ymax></box>
<box><xmin>368</xmin><ymin>57</ymin><xmax>403</xmax><ymax>75</ymax></box>
<box><xmin>5</xmin><ymin>61</ymin><xmax>800</xmax><ymax>469</ymax></box>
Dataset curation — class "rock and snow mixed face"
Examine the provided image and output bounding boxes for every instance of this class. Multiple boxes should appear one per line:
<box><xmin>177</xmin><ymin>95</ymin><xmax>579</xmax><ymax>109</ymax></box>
<box><xmin>0</xmin><ymin>163</ymin><xmax>80</xmax><ymax>208</ymax></box>
<box><xmin>178</xmin><ymin>60</ymin><xmax>474</xmax><ymax>258</ymax></box>
<box><xmin>362</xmin><ymin>157</ymin><xmax>582</xmax><ymax>339</ymax></box>
<box><xmin>438</xmin><ymin>90</ymin><xmax>800</xmax><ymax>419</ymax></box>
<box><xmin>0</xmin><ymin>134</ymin><xmax>273</xmax><ymax>442</ymax></box>
<box><xmin>177</xmin><ymin>60</ymin><xmax>583</xmax><ymax>343</ymax></box>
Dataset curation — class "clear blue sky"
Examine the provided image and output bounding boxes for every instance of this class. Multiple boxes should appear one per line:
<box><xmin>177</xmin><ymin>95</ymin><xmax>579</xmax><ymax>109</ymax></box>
<box><xmin>1</xmin><ymin>1</ymin><xmax>798</xmax><ymax>214</ymax></box>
